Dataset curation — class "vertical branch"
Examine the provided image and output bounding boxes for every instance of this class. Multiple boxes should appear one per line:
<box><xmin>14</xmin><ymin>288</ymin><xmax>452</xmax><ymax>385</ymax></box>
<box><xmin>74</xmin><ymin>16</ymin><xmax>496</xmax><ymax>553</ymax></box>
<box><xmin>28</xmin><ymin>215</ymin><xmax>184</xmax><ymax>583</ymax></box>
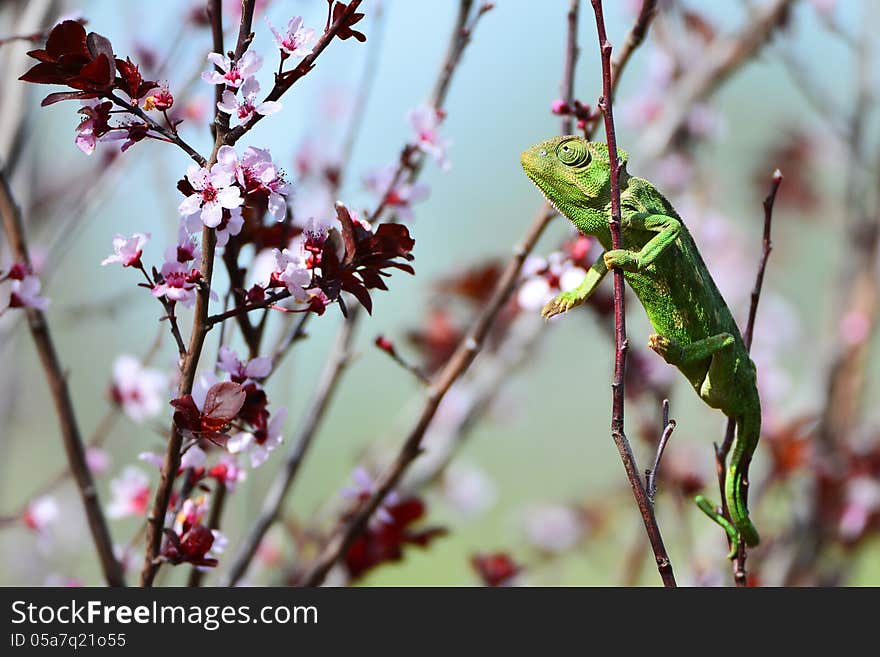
<box><xmin>140</xmin><ymin>0</ymin><xmax>257</xmax><ymax>587</ymax></box>
<box><xmin>0</xmin><ymin>168</ymin><xmax>124</xmax><ymax>586</ymax></box>
<box><xmin>560</xmin><ymin>0</ymin><xmax>579</xmax><ymax>136</ymax></box>
<box><xmin>716</xmin><ymin>169</ymin><xmax>781</xmax><ymax>587</ymax></box>
<box><xmin>590</xmin><ymin>0</ymin><xmax>676</xmax><ymax>588</ymax></box>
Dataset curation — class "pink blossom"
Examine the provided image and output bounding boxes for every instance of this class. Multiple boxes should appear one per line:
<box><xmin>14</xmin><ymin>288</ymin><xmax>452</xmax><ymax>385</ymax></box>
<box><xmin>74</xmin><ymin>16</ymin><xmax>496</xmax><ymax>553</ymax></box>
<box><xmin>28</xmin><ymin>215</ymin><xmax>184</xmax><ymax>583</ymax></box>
<box><xmin>75</xmin><ymin>99</ymin><xmax>112</xmax><ymax>155</ymax></box>
<box><xmin>440</xmin><ymin>462</ymin><xmax>498</xmax><ymax>516</ymax></box>
<box><xmin>184</xmin><ymin>206</ymin><xmax>244</xmax><ymax>248</ymax></box>
<box><xmin>217</xmin><ymin>145</ymin><xmax>290</xmax><ymax>220</ymax></box>
<box><xmin>23</xmin><ymin>496</ymin><xmax>59</xmax><ymax>533</ymax></box>
<box><xmin>364</xmin><ymin>163</ymin><xmax>429</xmax><ymax>222</ymax></box>
<box><xmin>839</xmin><ymin>476</ymin><xmax>880</xmax><ymax>540</ymax></box>
<box><xmin>181</xmin><ymin>445</ymin><xmax>207</xmax><ymax>470</ymax></box>
<box><xmin>517</xmin><ymin>252</ymin><xmax>587</xmax><ymax>312</ymax></box>
<box><xmin>3</xmin><ymin>274</ymin><xmax>50</xmax><ymax>312</ymax></box>
<box><xmin>227</xmin><ymin>407</ymin><xmax>287</xmax><ymax>468</ymax></box>
<box><xmin>341</xmin><ymin>467</ymin><xmax>399</xmax><ymax>527</ymax></box>
<box><xmin>266</xmin><ymin>15</ymin><xmax>315</xmax><ymax>58</ymax></box>
<box><xmin>201</xmin><ymin>51</ymin><xmax>262</xmax><ymax>88</ymax></box>
<box><xmin>86</xmin><ymin>447</ymin><xmax>112</xmax><ymax>475</ymax></box>
<box><xmin>165</xmin><ymin>223</ymin><xmax>202</xmax><ymax>265</ymax></box>
<box><xmin>101</xmin><ymin>233</ymin><xmax>149</xmax><ymax>268</ymax></box>
<box><xmin>208</xmin><ymin>456</ymin><xmax>247</xmax><ymax>492</ymax></box>
<box><xmin>109</xmin><ymin>354</ymin><xmax>166</xmax><ymax>423</ymax></box>
<box><xmin>407</xmin><ymin>105</ymin><xmax>451</xmax><ymax>170</ymax></box>
<box><xmin>175</xmin><ymin>496</ymin><xmax>208</xmax><ymax>533</ymax></box>
<box><xmin>178</xmin><ymin>163</ymin><xmax>243</xmax><ymax>228</ymax></box>
<box><xmin>810</xmin><ymin>0</ymin><xmax>837</xmax><ymax>15</ymax></box>
<box><xmin>217</xmin><ymin>77</ymin><xmax>281</xmax><ymax>125</ymax></box>
<box><xmin>523</xmin><ymin>504</ymin><xmax>585</xmax><ymax>553</ymax></box>
<box><xmin>840</xmin><ymin>310</ymin><xmax>871</xmax><ymax>346</ymax></box>
<box><xmin>217</xmin><ymin>346</ymin><xmax>272</xmax><ymax>383</ymax></box>
<box><xmin>550</xmin><ymin>98</ymin><xmax>568</xmax><ymax>115</ymax></box>
<box><xmin>107</xmin><ymin>467</ymin><xmax>151</xmax><ymax>518</ymax></box>
<box><xmin>272</xmin><ymin>248</ymin><xmax>311</xmax><ymax>301</ymax></box>
<box><xmin>152</xmin><ymin>260</ymin><xmax>199</xmax><ymax>307</ymax></box>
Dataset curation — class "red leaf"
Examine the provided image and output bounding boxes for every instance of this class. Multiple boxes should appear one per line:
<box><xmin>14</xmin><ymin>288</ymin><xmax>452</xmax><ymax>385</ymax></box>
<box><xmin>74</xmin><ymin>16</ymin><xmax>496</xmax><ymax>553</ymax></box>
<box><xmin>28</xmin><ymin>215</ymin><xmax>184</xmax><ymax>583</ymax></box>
<box><xmin>170</xmin><ymin>394</ymin><xmax>201</xmax><ymax>432</ymax></box>
<box><xmin>202</xmin><ymin>381</ymin><xmax>246</xmax><ymax>424</ymax></box>
<box><xmin>335</xmin><ymin>202</ymin><xmax>358</xmax><ymax>265</ymax></box>
<box><xmin>69</xmin><ymin>52</ymin><xmax>113</xmax><ymax>91</ymax></box>
<box><xmin>333</xmin><ymin>3</ymin><xmax>367</xmax><ymax>42</ymax></box>
<box><xmin>44</xmin><ymin>20</ymin><xmax>90</xmax><ymax>61</ymax></box>
<box><xmin>86</xmin><ymin>31</ymin><xmax>114</xmax><ymax>63</ymax></box>
<box><xmin>40</xmin><ymin>90</ymin><xmax>96</xmax><ymax>106</ymax></box>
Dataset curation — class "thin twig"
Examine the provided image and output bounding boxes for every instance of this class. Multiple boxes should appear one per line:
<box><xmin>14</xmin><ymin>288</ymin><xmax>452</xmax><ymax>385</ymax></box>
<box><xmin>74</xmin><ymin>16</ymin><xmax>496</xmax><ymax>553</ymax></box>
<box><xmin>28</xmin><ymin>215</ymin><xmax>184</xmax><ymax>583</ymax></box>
<box><xmin>225</xmin><ymin>1</ymin><xmax>365</xmax><ymax>145</ymax></box>
<box><xmin>715</xmin><ymin>169</ymin><xmax>782</xmax><ymax>587</ymax></box>
<box><xmin>0</xmin><ymin>167</ymin><xmax>124</xmax><ymax>586</ymax></box>
<box><xmin>646</xmin><ymin>399</ymin><xmax>677</xmax><ymax>502</ymax></box>
<box><xmin>590</xmin><ymin>0</ymin><xmax>676</xmax><ymax>588</ymax></box>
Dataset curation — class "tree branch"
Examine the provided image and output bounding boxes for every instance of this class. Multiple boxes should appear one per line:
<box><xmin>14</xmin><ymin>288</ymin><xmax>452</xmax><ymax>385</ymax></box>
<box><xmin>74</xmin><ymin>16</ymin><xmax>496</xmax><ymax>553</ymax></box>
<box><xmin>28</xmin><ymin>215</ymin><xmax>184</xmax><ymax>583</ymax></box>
<box><xmin>0</xmin><ymin>166</ymin><xmax>124</xmax><ymax>586</ymax></box>
<box><xmin>590</xmin><ymin>0</ymin><xmax>676</xmax><ymax>588</ymax></box>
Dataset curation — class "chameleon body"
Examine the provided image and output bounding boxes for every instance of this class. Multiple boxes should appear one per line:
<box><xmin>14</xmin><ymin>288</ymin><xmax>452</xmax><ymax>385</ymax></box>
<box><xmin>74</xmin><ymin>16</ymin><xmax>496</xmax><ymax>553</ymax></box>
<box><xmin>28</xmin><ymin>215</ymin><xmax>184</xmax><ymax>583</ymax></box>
<box><xmin>521</xmin><ymin>136</ymin><xmax>761</xmax><ymax>549</ymax></box>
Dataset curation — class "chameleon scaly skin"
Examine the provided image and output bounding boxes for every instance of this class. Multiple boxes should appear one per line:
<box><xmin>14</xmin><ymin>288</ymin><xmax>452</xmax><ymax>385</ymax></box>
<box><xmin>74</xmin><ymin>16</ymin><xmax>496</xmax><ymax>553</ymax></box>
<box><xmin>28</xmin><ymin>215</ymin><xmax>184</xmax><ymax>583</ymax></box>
<box><xmin>521</xmin><ymin>136</ymin><xmax>761</xmax><ymax>549</ymax></box>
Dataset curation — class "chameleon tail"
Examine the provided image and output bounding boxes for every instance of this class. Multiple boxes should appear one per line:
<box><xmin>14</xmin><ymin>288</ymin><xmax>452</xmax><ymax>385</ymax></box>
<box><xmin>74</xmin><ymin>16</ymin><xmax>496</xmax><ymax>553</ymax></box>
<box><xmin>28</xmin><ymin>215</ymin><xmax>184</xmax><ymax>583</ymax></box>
<box><xmin>725</xmin><ymin>403</ymin><xmax>761</xmax><ymax>547</ymax></box>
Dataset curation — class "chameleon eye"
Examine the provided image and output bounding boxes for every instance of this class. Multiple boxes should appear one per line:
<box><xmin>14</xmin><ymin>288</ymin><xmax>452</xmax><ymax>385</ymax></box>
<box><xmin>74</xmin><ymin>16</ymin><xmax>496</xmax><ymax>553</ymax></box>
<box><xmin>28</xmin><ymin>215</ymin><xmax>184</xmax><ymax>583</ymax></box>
<box><xmin>556</xmin><ymin>140</ymin><xmax>590</xmax><ymax>167</ymax></box>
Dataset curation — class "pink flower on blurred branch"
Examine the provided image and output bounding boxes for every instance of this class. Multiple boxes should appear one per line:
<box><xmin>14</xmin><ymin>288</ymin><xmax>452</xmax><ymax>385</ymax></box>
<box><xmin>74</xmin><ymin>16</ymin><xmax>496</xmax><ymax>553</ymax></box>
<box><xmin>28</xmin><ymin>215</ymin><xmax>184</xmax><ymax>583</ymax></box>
<box><xmin>151</xmin><ymin>261</ymin><xmax>200</xmax><ymax>307</ymax></box>
<box><xmin>101</xmin><ymin>233</ymin><xmax>149</xmax><ymax>268</ymax></box>
<box><xmin>109</xmin><ymin>354</ymin><xmax>166</xmax><ymax>422</ymax></box>
<box><xmin>107</xmin><ymin>467</ymin><xmax>150</xmax><ymax>518</ymax></box>
<box><xmin>217</xmin><ymin>346</ymin><xmax>272</xmax><ymax>383</ymax></box>
<box><xmin>408</xmin><ymin>105</ymin><xmax>451</xmax><ymax>170</ymax></box>
<box><xmin>75</xmin><ymin>99</ymin><xmax>112</xmax><ymax>155</ymax></box>
<box><xmin>365</xmin><ymin>163</ymin><xmax>429</xmax><ymax>222</ymax></box>
<box><xmin>217</xmin><ymin>77</ymin><xmax>281</xmax><ymax>125</ymax></box>
<box><xmin>271</xmin><ymin>248</ymin><xmax>312</xmax><ymax>301</ymax></box>
<box><xmin>178</xmin><ymin>163</ymin><xmax>243</xmax><ymax>228</ymax></box>
<box><xmin>217</xmin><ymin>145</ymin><xmax>290</xmax><ymax>220</ymax></box>
<box><xmin>201</xmin><ymin>51</ymin><xmax>262</xmax><ymax>88</ymax></box>
<box><xmin>4</xmin><ymin>274</ymin><xmax>50</xmax><ymax>312</ymax></box>
<box><xmin>266</xmin><ymin>15</ymin><xmax>315</xmax><ymax>58</ymax></box>
<box><xmin>23</xmin><ymin>496</ymin><xmax>59</xmax><ymax>533</ymax></box>
<box><xmin>227</xmin><ymin>407</ymin><xmax>287</xmax><ymax>468</ymax></box>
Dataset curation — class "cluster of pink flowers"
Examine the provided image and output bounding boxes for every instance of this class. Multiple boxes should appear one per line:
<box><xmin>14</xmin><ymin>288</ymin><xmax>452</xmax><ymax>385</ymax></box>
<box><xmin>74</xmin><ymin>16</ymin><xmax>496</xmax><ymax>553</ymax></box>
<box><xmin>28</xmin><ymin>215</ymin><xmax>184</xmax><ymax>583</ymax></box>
<box><xmin>1</xmin><ymin>261</ymin><xmax>49</xmax><ymax>313</ymax></box>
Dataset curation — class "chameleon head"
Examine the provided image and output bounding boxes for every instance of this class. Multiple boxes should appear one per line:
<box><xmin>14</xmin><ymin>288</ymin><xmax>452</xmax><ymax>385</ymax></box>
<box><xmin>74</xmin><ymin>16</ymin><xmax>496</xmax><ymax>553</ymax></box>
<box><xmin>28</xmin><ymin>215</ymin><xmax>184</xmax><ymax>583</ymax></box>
<box><xmin>520</xmin><ymin>136</ymin><xmax>628</xmax><ymax>215</ymax></box>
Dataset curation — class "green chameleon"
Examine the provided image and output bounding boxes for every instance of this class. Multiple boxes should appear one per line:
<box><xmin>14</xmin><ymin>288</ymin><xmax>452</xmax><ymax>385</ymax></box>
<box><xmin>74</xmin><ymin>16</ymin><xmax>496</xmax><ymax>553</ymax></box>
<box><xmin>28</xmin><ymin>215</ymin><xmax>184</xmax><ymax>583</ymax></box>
<box><xmin>521</xmin><ymin>136</ymin><xmax>761</xmax><ymax>550</ymax></box>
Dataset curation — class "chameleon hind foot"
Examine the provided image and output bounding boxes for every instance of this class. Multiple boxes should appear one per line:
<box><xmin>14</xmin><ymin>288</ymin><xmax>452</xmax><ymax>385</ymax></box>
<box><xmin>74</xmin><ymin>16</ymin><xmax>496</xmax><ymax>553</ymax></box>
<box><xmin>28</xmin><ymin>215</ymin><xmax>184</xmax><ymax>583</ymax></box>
<box><xmin>695</xmin><ymin>495</ymin><xmax>740</xmax><ymax>560</ymax></box>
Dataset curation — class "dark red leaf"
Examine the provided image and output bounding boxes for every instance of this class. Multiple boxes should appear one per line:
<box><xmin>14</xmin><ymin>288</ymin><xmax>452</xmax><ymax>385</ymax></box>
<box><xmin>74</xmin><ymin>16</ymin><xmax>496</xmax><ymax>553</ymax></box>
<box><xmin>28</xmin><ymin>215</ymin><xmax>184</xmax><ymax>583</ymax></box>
<box><xmin>44</xmin><ymin>20</ymin><xmax>90</xmax><ymax>61</ymax></box>
<box><xmin>202</xmin><ymin>381</ymin><xmax>246</xmax><ymax>424</ymax></box>
<box><xmin>335</xmin><ymin>202</ymin><xmax>358</xmax><ymax>265</ymax></box>
<box><xmin>40</xmin><ymin>90</ymin><xmax>96</xmax><ymax>106</ymax></box>
<box><xmin>333</xmin><ymin>3</ymin><xmax>367</xmax><ymax>42</ymax></box>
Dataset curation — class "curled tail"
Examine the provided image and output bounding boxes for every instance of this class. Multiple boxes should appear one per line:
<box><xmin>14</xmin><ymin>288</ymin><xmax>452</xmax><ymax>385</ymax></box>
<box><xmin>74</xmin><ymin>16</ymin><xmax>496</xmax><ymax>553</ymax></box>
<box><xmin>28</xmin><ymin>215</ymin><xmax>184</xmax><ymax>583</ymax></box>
<box><xmin>725</xmin><ymin>401</ymin><xmax>761</xmax><ymax>547</ymax></box>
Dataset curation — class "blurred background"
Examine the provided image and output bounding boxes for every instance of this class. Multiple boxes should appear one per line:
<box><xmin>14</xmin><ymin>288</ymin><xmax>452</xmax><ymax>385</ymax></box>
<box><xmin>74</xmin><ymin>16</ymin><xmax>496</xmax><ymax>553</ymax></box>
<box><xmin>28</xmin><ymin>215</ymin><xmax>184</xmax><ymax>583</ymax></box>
<box><xmin>1</xmin><ymin>0</ymin><xmax>879</xmax><ymax>586</ymax></box>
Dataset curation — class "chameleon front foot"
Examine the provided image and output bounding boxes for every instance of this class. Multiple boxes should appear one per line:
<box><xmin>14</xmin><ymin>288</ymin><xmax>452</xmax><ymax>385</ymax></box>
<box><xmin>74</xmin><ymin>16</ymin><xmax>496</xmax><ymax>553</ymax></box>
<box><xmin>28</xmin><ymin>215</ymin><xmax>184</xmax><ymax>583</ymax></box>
<box><xmin>648</xmin><ymin>333</ymin><xmax>683</xmax><ymax>365</ymax></box>
<box><xmin>603</xmin><ymin>249</ymin><xmax>641</xmax><ymax>272</ymax></box>
<box><xmin>542</xmin><ymin>290</ymin><xmax>583</xmax><ymax>319</ymax></box>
